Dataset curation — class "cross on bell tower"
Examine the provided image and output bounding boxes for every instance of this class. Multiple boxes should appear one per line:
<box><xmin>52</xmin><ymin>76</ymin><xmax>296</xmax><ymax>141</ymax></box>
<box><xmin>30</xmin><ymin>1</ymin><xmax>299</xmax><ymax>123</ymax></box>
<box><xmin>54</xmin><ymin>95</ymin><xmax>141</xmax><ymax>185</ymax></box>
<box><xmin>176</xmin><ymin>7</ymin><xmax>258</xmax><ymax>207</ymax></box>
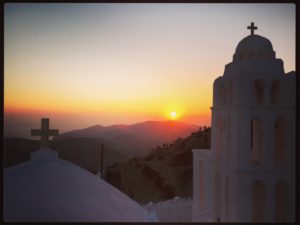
<box><xmin>247</xmin><ymin>22</ymin><xmax>257</xmax><ymax>35</ymax></box>
<box><xmin>31</xmin><ymin>118</ymin><xmax>59</xmax><ymax>148</ymax></box>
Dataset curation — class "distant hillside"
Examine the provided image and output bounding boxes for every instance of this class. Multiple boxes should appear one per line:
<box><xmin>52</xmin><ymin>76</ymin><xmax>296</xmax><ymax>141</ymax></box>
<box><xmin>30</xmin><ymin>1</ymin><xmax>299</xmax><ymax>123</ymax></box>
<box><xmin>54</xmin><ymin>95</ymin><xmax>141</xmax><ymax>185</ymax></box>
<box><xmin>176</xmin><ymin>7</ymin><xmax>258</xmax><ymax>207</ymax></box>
<box><xmin>4</xmin><ymin>120</ymin><xmax>199</xmax><ymax>174</ymax></box>
<box><xmin>3</xmin><ymin>137</ymin><xmax>128</xmax><ymax>173</ymax></box>
<box><xmin>105</xmin><ymin>126</ymin><xmax>211</xmax><ymax>204</ymax></box>
<box><xmin>55</xmin><ymin>120</ymin><xmax>199</xmax><ymax>157</ymax></box>
<box><xmin>4</xmin><ymin>138</ymin><xmax>40</xmax><ymax>168</ymax></box>
<box><xmin>51</xmin><ymin>137</ymin><xmax>129</xmax><ymax>173</ymax></box>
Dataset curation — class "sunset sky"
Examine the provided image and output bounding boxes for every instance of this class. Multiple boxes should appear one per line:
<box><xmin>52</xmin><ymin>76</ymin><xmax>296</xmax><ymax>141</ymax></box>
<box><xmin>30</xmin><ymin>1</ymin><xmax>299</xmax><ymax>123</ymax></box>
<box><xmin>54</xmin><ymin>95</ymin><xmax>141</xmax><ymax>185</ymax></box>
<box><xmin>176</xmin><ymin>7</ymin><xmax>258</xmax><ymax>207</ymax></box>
<box><xmin>4</xmin><ymin>3</ymin><xmax>295</xmax><ymax>138</ymax></box>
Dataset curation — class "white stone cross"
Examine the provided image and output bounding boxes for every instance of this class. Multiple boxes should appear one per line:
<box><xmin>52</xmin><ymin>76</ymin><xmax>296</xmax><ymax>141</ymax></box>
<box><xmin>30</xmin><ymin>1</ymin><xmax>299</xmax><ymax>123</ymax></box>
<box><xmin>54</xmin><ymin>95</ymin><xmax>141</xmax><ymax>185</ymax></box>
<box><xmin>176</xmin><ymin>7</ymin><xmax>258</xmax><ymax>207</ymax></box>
<box><xmin>247</xmin><ymin>22</ymin><xmax>257</xmax><ymax>35</ymax></box>
<box><xmin>31</xmin><ymin>118</ymin><xmax>59</xmax><ymax>148</ymax></box>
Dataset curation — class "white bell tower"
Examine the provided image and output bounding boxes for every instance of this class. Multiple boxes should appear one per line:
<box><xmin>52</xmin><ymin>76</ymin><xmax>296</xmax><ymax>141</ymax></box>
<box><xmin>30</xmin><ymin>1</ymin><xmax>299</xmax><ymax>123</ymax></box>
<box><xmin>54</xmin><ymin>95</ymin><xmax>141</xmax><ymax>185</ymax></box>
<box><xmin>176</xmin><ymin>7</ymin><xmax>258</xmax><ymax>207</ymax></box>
<box><xmin>193</xmin><ymin>23</ymin><xmax>295</xmax><ymax>222</ymax></box>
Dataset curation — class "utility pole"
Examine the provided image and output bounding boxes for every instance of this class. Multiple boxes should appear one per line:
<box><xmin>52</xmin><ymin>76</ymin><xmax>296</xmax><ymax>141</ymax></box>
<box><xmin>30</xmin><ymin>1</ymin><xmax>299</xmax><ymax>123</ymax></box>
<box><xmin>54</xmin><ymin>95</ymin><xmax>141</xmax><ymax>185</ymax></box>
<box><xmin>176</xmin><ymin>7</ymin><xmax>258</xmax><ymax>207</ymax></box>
<box><xmin>101</xmin><ymin>143</ymin><xmax>104</xmax><ymax>179</ymax></box>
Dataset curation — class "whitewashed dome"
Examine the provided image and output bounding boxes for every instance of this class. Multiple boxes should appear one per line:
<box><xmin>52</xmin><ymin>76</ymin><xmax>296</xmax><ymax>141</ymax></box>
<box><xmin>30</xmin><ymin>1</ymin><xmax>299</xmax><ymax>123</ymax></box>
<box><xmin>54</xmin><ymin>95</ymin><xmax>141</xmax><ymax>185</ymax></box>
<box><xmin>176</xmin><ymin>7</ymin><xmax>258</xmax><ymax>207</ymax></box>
<box><xmin>4</xmin><ymin>148</ymin><xmax>157</xmax><ymax>222</ymax></box>
<box><xmin>233</xmin><ymin>34</ymin><xmax>276</xmax><ymax>61</ymax></box>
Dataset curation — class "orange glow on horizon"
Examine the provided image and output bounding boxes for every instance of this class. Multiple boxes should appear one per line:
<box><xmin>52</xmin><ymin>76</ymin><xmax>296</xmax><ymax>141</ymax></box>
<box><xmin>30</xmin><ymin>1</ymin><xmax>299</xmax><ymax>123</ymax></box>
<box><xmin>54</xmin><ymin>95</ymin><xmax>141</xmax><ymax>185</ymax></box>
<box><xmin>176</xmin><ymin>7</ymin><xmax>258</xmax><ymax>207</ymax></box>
<box><xmin>4</xmin><ymin>98</ymin><xmax>212</xmax><ymax>138</ymax></box>
<box><xmin>4</xmin><ymin>85</ymin><xmax>212</xmax><ymax>124</ymax></box>
<box><xmin>5</xmin><ymin>104</ymin><xmax>211</xmax><ymax>125</ymax></box>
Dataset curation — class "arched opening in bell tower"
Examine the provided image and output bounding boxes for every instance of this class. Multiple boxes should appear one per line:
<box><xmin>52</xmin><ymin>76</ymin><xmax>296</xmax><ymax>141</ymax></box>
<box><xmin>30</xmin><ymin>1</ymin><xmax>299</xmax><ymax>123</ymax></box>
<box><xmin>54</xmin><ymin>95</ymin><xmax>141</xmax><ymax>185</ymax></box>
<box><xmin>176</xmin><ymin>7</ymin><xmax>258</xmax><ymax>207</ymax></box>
<box><xmin>219</xmin><ymin>82</ymin><xmax>226</xmax><ymax>105</ymax></box>
<box><xmin>251</xmin><ymin>116</ymin><xmax>263</xmax><ymax>165</ymax></box>
<box><xmin>254</xmin><ymin>79</ymin><xmax>265</xmax><ymax>104</ymax></box>
<box><xmin>275</xmin><ymin>180</ymin><xmax>289</xmax><ymax>222</ymax></box>
<box><xmin>199</xmin><ymin>160</ymin><xmax>205</xmax><ymax>210</ymax></box>
<box><xmin>227</xmin><ymin>80</ymin><xmax>233</xmax><ymax>105</ymax></box>
<box><xmin>214</xmin><ymin>172</ymin><xmax>221</xmax><ymax>221</ymax></box>
<box><xmin>216</xmin><ymin>118</ymin><xmax>223</xmax><ymax>161</ymax></box>
<box><xmin>224</xmin><ymin>176</ymin><xmax>230</xmax><ymax>221</ymax></box>
<box><xmin>226</xmin><ymin>116</ymin><xmax>231</xmax><ymax>164</ymax></box>
<box><xmin>252</xmin><ymin>180</ymin><xmax>266</xmax><ymax>222</ymax></box>
<box><xmin>274</xmin><ymin>116</ymin><xmax>288</xmax><ymax>167</ymax></box>
<box><xmin>271</xmin><ymin>79</ymin><xmax>281</xmax><ymax>104</ymax></box>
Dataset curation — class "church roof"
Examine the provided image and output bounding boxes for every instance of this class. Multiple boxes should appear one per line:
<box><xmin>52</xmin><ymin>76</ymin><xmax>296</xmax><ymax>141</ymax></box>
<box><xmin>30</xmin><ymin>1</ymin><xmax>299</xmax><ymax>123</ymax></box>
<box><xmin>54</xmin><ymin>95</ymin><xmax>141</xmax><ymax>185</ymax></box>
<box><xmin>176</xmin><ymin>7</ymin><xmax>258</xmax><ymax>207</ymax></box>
<box><xmin>234</xmin><ymin>34</ymin><xmax>275</xmax><ymax>61</ymax></box>
<box><xmin>4</xmin><ymin>148</ymin><xmax>157</xmax><ymax>222</ymax></box>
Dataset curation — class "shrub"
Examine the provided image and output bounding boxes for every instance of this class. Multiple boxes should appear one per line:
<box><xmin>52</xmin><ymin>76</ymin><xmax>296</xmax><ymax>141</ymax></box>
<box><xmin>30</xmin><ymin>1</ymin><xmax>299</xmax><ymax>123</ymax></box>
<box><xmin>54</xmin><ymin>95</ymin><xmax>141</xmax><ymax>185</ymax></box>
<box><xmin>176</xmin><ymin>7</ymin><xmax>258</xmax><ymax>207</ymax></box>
<box><xmin>161</xmin><ymin>184</ymin><xmax>176</xmax><ymax>199</ymax></box>
<box><xmin>135</xmin><ymin>163</ymin><xmax>142</xmax><ymax>169</ymax></box>
<box><xmin>142</xmin><ymin>165</ymin><xmax>159</xmax><ymax>180</ymax></box>
<box><xmin>154</xmin><ymin>176</ymin><xmax>164</xmax><ymax>189</ymax></box>
<box><xmin>145</xmin><ymin>154</ymin><xmax>154</xmax><ymax>161</ymax></box>
<box><xmin>181</xmin><ymin>167</ymin><xmax>193</xmax><ymax>182</ymax></box>
<box><xmin>158</xmin><ymin>155</ymin><xmax>165</xmax><ymax>160</ymax></box>
<box><xmin>171</xmin><ymin>148</ymin><xmax>192</xmax><ymax>166</ymax></box>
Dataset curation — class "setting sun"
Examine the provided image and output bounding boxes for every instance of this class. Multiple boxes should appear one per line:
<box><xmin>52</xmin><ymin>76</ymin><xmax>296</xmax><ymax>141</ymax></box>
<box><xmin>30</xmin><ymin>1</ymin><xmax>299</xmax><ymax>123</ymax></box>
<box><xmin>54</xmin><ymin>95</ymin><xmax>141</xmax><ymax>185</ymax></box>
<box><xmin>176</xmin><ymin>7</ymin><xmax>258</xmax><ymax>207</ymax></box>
<box><xmin>170</xmin><ymin>111</ymin><xmax>177</xmax><ymax>120</ymax></box>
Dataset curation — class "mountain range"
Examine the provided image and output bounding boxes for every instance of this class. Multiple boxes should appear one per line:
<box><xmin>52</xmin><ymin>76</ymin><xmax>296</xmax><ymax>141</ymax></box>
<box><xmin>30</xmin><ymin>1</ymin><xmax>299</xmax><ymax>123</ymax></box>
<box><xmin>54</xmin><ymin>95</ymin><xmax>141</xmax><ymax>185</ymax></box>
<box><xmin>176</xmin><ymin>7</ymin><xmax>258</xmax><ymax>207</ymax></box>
<box><xmin>55</xmin><ymin>120</ymin><xmax>199</xmax><ymax>157</ymax></box>
<box><xmin>5</xmin><ymin>120</ymin><xmax>199</xmax><ymax>173</ymax></box>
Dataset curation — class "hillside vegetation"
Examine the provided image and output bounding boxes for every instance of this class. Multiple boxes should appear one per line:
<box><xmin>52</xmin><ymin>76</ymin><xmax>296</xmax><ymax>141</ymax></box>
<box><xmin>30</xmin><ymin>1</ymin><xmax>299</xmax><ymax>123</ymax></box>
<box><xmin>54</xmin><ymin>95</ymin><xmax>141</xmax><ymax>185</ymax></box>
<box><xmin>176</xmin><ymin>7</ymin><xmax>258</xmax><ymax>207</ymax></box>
<box><xmin>106</xmin><ymin>126</ymin><xmax>211</xmax><ymax>204</ymax></box>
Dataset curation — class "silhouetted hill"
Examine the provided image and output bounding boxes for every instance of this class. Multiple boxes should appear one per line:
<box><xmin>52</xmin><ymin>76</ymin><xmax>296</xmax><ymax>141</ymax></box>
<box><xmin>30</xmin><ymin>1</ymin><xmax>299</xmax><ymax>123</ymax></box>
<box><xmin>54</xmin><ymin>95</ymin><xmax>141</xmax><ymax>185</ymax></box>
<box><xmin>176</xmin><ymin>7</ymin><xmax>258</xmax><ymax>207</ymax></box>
<box><xmin>3</xmin><ymin>137</ymin><xmax>128</xmax><ymax>173</ymax></box>
<box><xmin>4</xmin><ymin>138</ymin><xmax>40</xmax><ymax>168</ymax></box>
<box><xmin>125</xmin><ymin>120</ymin><xmax>199</xmax><ymax>142</ymax></box>
<box><xmin>51</xmin><ymin>137</ymin><xmax>128</xmax><ymax>173</ymax></box>
<box><xmin>4</xmin><ymin>121</ymin><xmax>199</xmax><ymax>175</ymax></box>
<box><xmin>55</xmin><ymin>120</ymin><xmax>199</xmax><ymax>157</ymax></box>
<box><xmin>105</xmin><ymin>126</ymin><xmax>211</xmax><ymax>204</ymax></box>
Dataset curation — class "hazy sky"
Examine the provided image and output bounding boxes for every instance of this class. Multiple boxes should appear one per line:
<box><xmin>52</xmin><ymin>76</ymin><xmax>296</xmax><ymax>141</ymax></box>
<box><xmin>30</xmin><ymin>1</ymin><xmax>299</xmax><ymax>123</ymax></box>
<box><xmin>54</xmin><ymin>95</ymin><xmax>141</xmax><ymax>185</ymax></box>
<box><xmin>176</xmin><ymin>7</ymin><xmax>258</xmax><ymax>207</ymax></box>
<box><xmin>4</xmin><ymin>3</ymin><xmax>295</xmax><ymax>138</ymax></box>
